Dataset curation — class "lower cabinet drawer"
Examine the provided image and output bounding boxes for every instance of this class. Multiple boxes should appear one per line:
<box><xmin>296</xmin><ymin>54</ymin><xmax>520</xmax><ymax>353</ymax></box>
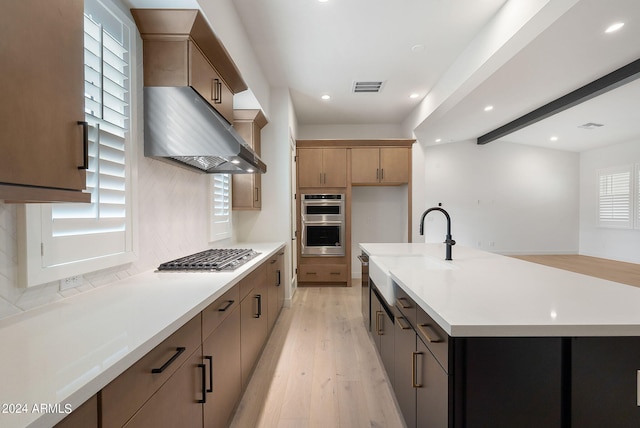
<box><xmin>202</xmin><ymin>284</ymin><xmax>239</xmax><ymax>340</ymax></box>
<box><xmin>416</xmin><ymin>307</ymin><xmax>449</xmax><ymax>373</ymax></box>
<box><xmin>101</xmin><ymin>315</ymin><xmax>202</xmax><ymax>428</ymax></box>
<box><xmin>394</xmin><ymin>286</ymin><xmax>417</xmax><ymax>327</ymax></box>
<box><xmin>299</xmin><ymin>264</ymin><xmax>347</xmax><ymax>282</ymax></box>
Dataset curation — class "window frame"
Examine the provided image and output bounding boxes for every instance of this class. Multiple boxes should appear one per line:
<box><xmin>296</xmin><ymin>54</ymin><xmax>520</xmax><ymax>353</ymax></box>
<box><xmin>596</xmin><ymin>164</ymin><xmax>634</xmax><ymax>229</ymax></box>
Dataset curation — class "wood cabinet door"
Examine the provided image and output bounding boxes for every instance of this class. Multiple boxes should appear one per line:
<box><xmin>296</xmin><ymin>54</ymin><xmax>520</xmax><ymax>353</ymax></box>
<box><xmin>322</xmin><ymin>148</ymin><xmax>347</xmax><ymax>187</ymax></box>
<box><xmin>54</xmin><ymin>395</ymin><xmax>98</xmax><ymax>428</ymax></box>
<box><xmin>1</xmin><ymin>0</ymin><xmax>86</xmax><ymax>192</ymax></box>
<box><xmin>276</xmin><ymin>251</ymin><xmax>285</xmax><ymax>313</ymax></box>
<box><xmin>203</xmin><ymin>306</ymin><xmax>242</xmax><ymax>428</ymax></box>
<box><xmin>122</xmin><ymin>347</ymin><xmax>204</xmax><ymax>428</ymax></box>
<box><xmin>351</xmin><ymin>148</ymin><xmax>380</xmax><ymax>184</ymax></box>
<box><xmin>267</xmin><ymin>255</ymin><xmax>279</xmax><ymax>332</ymax></box>
<box><xmin>380</xmin><ymin>148</ymin><xmax>410</xmax><ymax>184</ymax></box>
<box><xmin>232</xmin><ymin>114</ymin><xmax>264</xmax><ymax>210</ymax></box>
<box><xmin>240</xmin><ymin>280</ymin><xmax>268</xmax><ymax>390</ymax></box>
<box><xmin>415</xmin><ymin>339</ymin><xmax>448</xmax><ymax>428</ymax></box>
<box><xmin>297</xmin><ymin>148</ymin><xmax>324</xmax><ymax>188</ymax></box>
<box><xmin>189</xmin><ymin>42</ymin><xmax>233</xmax><ymax>124</ymax></box>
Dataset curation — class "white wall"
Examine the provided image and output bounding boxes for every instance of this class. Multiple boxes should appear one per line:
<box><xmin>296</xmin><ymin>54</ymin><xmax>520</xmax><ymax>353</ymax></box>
<box><xmin>351</xmin><ymin>186</ymin><xmax>408</xmax><ymax>276</ymax></box>
<box><xmin>579</xmin><ymin>139</ymin><xmax>640</xmax><ymax>263</ymax></box>
<box><xmin>418</xmin><ymin>140</ymin><xmax>580</xmax><ymax>255</ymax></box>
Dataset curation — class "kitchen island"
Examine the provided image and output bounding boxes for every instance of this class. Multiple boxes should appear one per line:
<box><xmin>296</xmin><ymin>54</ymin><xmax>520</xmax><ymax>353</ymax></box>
<box><xmin>0</xmin><ymin>242</ymin><xmax>285</xmax><ymax>428</ymax></box>
<box><xmin>360</xmin><ymin>243</ymin><xmax>640</xmax><ymax>428</ymax></box>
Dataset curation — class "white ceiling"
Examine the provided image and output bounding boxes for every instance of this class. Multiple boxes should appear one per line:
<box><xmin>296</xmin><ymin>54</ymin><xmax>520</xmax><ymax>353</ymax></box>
<box><xmin>231</xmin><ymin>0</ymin><xmax>508</xmax><ymax>125</ymax></box>
<box><xmin>228</xmin><ymin>0</ymin><xmax>640</xmax><ymax>151</ymax></box>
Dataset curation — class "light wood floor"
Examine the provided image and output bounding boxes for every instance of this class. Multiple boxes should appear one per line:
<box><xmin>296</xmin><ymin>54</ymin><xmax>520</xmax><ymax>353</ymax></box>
<box><xmin>229</xmin><ymin>286</ymin><xmax>406</xmax><ymax>428</ymax></box>
<box><xmin>511</xmin><ymin>254</ymin><xmax>640</xmax><ymax>288</ymax></box>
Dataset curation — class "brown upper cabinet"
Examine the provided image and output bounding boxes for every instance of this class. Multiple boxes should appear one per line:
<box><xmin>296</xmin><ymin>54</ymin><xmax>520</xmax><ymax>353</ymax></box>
<box><xmin>0</xmin><ymin>0</ymin><xmax>90</xmax><ymax>203</ymax></box>
<box><xmin>297</xmin><ymin>148</ymin><xmax>347</xmax><ymax>188</ymax></box>
<box><xmin>131</xmin><ymin>9</ymin><xmax>247</xmax><ymax>124</ymax></box>
<box><xmin>351</xmin><ymin>147</ymin><xmax>410</xmax><ymax>185</ymax></box>
<box><xmin>232</xmin><ymin>110</ymin><xmax>268</xmax><ymax>210</ymax></box>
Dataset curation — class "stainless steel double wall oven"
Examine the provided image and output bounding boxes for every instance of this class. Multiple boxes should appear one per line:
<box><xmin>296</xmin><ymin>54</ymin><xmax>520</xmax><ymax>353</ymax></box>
<box><xmin>300</xmin><ymin>194</ymin><xmax>345</xmax><ymax>257</ymax></box>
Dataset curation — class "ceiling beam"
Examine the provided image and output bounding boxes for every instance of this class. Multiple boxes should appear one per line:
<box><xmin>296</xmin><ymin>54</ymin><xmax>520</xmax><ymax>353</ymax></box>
<box><xmin>477</xmin><ymin>58</ymin><xmax>640</xmax><ymax>145</ymax></box>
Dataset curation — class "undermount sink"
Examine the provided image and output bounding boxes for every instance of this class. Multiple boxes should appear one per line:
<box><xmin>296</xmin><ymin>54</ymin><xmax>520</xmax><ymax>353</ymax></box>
<box><xmin>369</xmin><ymin>255</ymin><xmax>456</xmax><ymax>306</ymax></box>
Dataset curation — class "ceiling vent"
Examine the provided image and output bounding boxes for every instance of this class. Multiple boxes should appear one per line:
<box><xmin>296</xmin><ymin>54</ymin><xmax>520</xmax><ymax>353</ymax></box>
<box><xmin>353</xmin><ymin>81</ymin><xmax>384</xmax><ymax>93</ymax></box>
<box><xmin>577</xmin><ymin>122</ymin><xmax>604</xmax><ymax>130</ymax></box>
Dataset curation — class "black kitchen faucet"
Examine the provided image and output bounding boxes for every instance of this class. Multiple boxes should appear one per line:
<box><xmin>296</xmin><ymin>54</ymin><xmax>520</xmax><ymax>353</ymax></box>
<box><xmin>419</xmin><ymin>207</ymin><xmax>456</xmax><ymax>261</ymax></box>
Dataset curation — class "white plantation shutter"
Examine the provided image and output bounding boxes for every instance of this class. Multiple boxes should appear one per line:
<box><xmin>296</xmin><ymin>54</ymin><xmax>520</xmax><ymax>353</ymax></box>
<box><xmin>20</xmin><ymin>0</ymin><xmax>136</xmax><ymax>287</ymax></box>
<box><xmin>598</xmin><ymin>166</ymin><xmax>632</xmax><ymax>228</ymax></box>
<box><xmin>210</xmin><ymin>174</ymin><xmax>232</xmax><ymax>241</ymax></box>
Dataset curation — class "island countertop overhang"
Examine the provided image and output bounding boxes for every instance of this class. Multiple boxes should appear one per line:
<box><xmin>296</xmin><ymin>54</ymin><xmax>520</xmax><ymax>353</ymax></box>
<box><xmin>360</xmin><ymin>243</ymin><xmax>640</xmax><ymax>337</ymax></box>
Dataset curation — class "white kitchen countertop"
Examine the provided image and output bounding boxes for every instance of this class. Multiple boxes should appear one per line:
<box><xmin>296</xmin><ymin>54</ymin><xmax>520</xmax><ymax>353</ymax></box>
<box><xmin>0</xmin><ymin>242</ymin><xmax>284</xmax><ymax>428</ymax></box>
<box><xmin>360</xmin><ymin>243</ymin><xmax>640</xmax><ymax>337</ymax></box>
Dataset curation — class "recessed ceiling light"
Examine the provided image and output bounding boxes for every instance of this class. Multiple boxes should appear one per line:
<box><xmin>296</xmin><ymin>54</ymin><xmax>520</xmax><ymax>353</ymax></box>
<box><xmin>409</xmin><ymin>93</ymin><xmax>419</xmax><ymax>99</ymax></box>
<box><xmin>321</xmin><ymin>94</ymin><xmax>331</xmax><ymax>100</ymax></box>
<box><xmin>435</xmin><ymin>138</ymin><xmax>442</xmax><ymax>143</ymax></box>
<box><xmin>411</xmin><ymin>44</ymin><xmax>425</xmax><ymax>53</ymax></box>
<box><xmin>484</xmin><ymin>105</ymin><xmax>494</xmax><ymax>112</ymax></box>
<box><xmin>318</xmin><ymin>0</ymin><xmax>329</xmax><ymax>3</ymax></box>
<box><xmin>605</xmin><ymin>22</ymin><xmax>624</xmax><ymax>33</ymax></box>
<box><xmin>550</xmin><ymin>136</ymin><xmax>558</xmax><ymax>142</ymax></box>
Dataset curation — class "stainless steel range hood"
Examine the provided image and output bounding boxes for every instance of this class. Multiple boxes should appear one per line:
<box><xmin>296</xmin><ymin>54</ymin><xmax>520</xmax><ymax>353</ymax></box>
<box><xmin>143</xmin><ymin>86</ymin><xmax>266</xmax><ymax>174</ymax></box>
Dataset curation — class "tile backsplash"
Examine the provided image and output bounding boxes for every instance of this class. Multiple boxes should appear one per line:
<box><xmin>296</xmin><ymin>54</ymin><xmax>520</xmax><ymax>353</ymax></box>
<box><xmin>0</xmin><ymin>152</ymin><xmax>213</xmax><ymax>321</ymax></box>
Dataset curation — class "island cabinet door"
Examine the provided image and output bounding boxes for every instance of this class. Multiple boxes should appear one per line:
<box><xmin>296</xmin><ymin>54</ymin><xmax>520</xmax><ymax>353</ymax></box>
<box><xmin>456</xmin><ymin>337</ymin><xmax>563</xmax><ymax>428</ymax></box>
<box><xmin>416</xmin><ymin>337</ymin><xmax>449</xmax><ymax>428</ymax></box>
<box><xmin>571</xmin><ymin>337</ymin><xmax>640</xmax><ymax>428</ymax></box>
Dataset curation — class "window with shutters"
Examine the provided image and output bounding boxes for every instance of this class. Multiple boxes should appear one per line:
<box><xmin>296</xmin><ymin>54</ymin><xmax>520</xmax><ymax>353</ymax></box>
<box><xmin>19</xmin><ymin>0</ymin><xmax>137</xmax><ymax>287</ymax></box>
<box><xmin>597</xmin><ymin>165</ymin><xmax>633</xmax><ymax>228</ymax></box>
<box><xmin>210</xmin><ymin>174</ymin><xmax>232</xmax><ymax>242</ymax></box>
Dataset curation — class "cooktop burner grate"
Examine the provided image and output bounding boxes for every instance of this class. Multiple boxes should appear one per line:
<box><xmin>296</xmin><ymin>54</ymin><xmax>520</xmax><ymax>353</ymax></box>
<box><xmin>158</xmin><ymin>248</ymin><xmax>260</xmax><ymax>272</ymax></box>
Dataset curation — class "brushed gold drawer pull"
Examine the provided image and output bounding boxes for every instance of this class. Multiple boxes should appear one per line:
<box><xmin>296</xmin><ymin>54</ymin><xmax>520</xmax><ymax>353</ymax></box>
<box><xmin>376</xmin><ymin>311</ymin><xmax>384</xmax><ymax>335</ymax></box>
<box><xmin>396</xmin><ymin>316</ymin><xmax>412</xmax><ymax>330</ymax></box>
<box><xmin>412</xmin><ymin>352</ymin><xmax>423</xmax><ymax>388</ymax></box>
<box><xmin>396</xmin><ymin>297</ymin><xmax>412</xmax><ymax>309</ymax></box>
<box><xmin>418</xmin><ymin>323</ymin><xmax>442</xmax><ymax>343</ymax></box>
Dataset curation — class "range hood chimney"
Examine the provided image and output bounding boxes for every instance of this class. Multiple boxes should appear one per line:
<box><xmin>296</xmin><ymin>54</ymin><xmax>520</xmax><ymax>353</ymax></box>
<box><xmin>144</xmin><ymin>86</ymin><xmax>266</xmax><ymax>174</ymax></box>
<box><xmin>131</xmin><ymin>8</ymin><xmax>265</xmax><ymax>174</ymax></box>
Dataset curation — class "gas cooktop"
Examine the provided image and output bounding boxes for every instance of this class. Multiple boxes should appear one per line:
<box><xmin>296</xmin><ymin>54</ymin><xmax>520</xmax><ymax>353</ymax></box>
<box><xmin>157</xmin><ymin>248</ymin><xmax>260</xmax><ymax>272</ymax></box>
